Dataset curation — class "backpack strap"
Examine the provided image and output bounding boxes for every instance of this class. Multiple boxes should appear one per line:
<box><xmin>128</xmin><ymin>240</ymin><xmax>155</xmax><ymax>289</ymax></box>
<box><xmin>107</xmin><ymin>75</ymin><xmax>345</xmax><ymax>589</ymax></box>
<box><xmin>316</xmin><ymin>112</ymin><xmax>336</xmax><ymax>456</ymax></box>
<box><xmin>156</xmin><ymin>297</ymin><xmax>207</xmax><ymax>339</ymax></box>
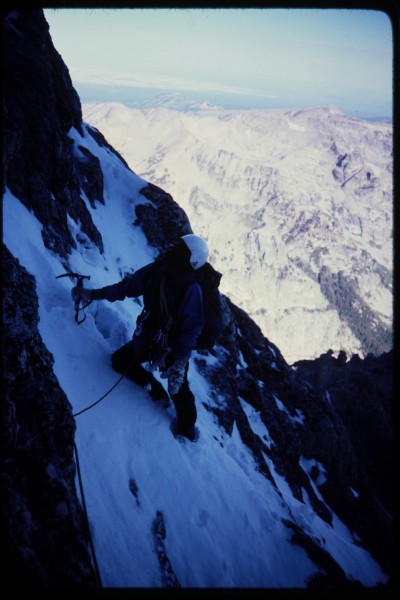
<box><xmin>159</xmin><ymin>267</ymin><xmax>172</xmax><ymax>332</ymax></box>
<box><xmin>159</xmin><ymin>267</ymin><xmax>167</xmax><ymax>311</ymax></box>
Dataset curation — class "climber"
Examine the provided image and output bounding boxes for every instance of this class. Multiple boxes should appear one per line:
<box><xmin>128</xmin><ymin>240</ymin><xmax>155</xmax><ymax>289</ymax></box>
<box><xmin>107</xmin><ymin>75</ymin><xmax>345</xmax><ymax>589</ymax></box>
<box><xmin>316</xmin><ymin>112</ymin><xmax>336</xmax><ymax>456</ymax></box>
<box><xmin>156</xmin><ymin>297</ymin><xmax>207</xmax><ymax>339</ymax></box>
<box><xmin>71</xmin><ymin>234</ymin><xmax>209</xmax><ymax>441</ymax></box>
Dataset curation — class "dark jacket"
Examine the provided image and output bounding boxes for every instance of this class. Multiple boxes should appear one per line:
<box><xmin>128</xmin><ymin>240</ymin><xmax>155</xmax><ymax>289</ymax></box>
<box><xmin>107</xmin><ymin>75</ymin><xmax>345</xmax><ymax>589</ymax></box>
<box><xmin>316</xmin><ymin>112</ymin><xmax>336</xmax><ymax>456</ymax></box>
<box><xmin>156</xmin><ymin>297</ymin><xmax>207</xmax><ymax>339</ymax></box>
<box><xmin>93</xmin><ymin>262</ymin><xmax>204</xmax><ymax>360</ymax></box>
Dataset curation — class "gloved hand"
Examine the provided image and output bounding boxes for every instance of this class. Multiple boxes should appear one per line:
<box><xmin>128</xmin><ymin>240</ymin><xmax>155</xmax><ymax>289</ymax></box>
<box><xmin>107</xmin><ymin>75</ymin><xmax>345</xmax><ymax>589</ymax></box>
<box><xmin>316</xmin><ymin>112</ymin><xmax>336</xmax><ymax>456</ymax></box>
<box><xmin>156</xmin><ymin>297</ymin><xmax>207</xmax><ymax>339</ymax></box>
<box><xmin>71</xmin><ymin>286</ymin><xmax>93</xmax><ymax>304</ymax></box>
<box><xmin>160</xmin><ymin>357</ymin><xmax>188</xmax><ymax>396</ymax></box>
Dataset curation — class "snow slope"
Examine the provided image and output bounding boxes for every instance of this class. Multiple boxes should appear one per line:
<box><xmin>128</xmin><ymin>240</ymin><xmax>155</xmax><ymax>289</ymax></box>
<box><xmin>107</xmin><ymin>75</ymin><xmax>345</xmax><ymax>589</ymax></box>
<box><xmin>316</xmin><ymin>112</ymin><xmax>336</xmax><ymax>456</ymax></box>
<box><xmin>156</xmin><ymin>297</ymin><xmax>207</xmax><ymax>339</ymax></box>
<box><xmin>3</xmin><ymin>121</ymin><xmax>387</xmax><ymax>588</ymax></box>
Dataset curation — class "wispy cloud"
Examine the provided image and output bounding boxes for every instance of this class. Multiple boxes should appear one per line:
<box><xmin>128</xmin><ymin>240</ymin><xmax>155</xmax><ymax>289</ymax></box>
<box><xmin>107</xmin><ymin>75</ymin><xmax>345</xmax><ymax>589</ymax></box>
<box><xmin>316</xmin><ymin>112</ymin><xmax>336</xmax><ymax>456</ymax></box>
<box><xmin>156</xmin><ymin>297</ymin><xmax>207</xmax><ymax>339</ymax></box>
<box><xmin>70</xmin><ymin>67</ymin><xmax>277</xmax><ymax>99</ymax></box>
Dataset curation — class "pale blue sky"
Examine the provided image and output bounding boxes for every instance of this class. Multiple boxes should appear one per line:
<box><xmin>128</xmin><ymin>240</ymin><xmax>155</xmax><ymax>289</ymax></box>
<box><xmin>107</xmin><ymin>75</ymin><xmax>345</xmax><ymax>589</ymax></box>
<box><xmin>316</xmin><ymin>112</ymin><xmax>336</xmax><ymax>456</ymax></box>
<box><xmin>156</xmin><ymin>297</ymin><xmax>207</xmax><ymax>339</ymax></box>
<box><xmin>44</xmin><ymin>7</ymin><xmax>393</xmax><ymax>119</ymax></box>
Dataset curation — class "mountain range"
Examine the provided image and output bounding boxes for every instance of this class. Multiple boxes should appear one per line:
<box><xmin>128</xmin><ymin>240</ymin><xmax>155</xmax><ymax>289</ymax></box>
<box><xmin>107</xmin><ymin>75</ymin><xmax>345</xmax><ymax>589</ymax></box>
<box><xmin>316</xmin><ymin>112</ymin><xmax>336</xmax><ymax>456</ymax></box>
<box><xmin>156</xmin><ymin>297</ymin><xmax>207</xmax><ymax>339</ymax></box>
<box><xmin>82</xmin><ymin>96</ymin><xmax>393</xmax><ymax>363</ymax></box>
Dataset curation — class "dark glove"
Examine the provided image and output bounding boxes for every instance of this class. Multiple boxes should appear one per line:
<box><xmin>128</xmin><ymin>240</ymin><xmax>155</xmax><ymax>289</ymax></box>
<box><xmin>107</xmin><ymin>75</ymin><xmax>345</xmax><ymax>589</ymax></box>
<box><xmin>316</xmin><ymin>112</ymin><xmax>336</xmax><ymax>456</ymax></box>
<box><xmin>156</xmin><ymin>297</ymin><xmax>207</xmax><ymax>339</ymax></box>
<box><xmin>71</xmin><ymin>286</ymin><xmax>93</xmax><ymax>304</ymax></box>
<box><xmin>160</xmin><ymin>357</ymin><xmax>188</xmax><ymax>395</ymax></box>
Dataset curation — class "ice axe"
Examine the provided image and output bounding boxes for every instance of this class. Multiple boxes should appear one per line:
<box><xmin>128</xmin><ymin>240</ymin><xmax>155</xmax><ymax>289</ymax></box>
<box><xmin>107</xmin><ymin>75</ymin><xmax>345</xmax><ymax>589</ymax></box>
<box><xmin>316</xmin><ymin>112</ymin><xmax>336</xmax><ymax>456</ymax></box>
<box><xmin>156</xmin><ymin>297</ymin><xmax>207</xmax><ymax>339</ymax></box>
<box><xmin>56</xmin><ymin>272</ymin><xmax>91</xmax><ymax>324</ymax></box>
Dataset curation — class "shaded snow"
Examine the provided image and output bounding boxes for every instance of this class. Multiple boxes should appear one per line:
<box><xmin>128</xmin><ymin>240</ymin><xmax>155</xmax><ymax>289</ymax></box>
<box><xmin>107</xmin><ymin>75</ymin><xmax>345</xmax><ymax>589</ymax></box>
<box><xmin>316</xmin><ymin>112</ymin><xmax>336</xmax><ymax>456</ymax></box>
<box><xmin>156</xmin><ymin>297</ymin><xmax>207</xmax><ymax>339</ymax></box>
<box><xmin>2</xmin><ymin>121</ymin><xmax>388</xmax><ymax>589</ymax></box>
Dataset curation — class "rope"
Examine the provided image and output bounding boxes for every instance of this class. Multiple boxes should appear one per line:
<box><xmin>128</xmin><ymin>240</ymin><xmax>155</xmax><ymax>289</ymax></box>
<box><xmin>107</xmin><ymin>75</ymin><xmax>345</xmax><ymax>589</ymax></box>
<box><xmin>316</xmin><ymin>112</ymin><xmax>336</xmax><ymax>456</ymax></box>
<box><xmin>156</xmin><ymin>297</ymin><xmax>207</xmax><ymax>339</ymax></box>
<box><xmin>72</xmin><ymin>354</ymin><xmax>138</xmax><ymax>586</ymax></box>
<box><xmin>74</xmin><ymin>441</ymin><xmax>103</xmax><ymax>588</ymax></box>
<box><xmin>73</xmin><ymin>370</ymin><xmax>126</xmax><ymax>417</ymax></box>
<box><xmin>68</xmin><ymin>267</ymin><xmax>170</xmax><ymax>584</ymax></box>
<box><xmin>57</xmin><ymin>274</ymin><xmax>143</xmax><ymax>586</ymax></box>
<box><xmin>73</xmin><ymin>345</ymin><xmax>143</xmax><ymax>417</ymax></box>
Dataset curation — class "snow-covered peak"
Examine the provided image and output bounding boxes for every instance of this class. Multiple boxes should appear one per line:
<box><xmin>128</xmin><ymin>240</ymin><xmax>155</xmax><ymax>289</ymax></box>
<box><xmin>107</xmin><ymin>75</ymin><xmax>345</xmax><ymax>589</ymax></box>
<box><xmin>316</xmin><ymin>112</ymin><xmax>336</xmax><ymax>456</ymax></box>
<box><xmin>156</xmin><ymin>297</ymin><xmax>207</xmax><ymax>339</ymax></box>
<box><xmin>133</xmin><ymin>92</ymin><xmax>220</xmax><ymax>112</ymax></box>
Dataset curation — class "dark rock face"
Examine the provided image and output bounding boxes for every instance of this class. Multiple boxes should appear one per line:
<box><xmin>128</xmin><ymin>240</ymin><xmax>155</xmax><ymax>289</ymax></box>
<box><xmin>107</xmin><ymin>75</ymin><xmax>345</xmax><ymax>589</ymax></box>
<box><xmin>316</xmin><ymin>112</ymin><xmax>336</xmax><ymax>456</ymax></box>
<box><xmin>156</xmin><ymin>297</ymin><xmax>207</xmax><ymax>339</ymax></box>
<box><xmin>195</xmin><ymin>300</ymin><xmax>394</xmax><ymax>582</ymax></box>
<box><xmin>2</xmin><ymin>9</ymin><xmax>100</xmax><ymax>588</ymax></box>
<box><xmin>295</xmin><ymin>350</ymin><xmax>393</xmax><ymax>510</ymax></box>
<box><xmin>294</xmin><ymin>349</ymin><xmax>394</xmax><ymax>576</ymax></box>
<box><xmin>3</xmin><ymin>9</ymin><xmax>104</xmax><ymax>259</ymax></box>
<box><xmin>2</xmin><ymin>7</ymin><xmax>394</xmax><ymax>590</ymax></box>
<box><xmin>2</xmin><ymin>245</ymin><xmax>98</xmax><ymax>587</ymax></box>
<box><xmin>136</xmin><ymin>182</ymin><xmax>193</xmax><ymax>251</ymax></box>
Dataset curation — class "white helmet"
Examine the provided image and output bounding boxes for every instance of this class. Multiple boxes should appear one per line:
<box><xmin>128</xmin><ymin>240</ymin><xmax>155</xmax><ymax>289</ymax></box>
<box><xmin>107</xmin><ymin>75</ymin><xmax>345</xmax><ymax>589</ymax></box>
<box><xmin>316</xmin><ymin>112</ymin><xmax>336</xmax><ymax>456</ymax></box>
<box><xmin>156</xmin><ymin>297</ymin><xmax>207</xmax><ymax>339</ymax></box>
<box><xmin>181</xmin><ymin>234</ymin><xmax>209</xmax><ymax>270</ymax></box>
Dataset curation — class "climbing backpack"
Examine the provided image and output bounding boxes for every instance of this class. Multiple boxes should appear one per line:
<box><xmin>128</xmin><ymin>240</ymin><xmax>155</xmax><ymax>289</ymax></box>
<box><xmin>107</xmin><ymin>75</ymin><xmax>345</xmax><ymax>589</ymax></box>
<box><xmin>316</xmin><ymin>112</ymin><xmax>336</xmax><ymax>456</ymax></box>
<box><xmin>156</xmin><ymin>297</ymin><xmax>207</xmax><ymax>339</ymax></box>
<box><xmin>139</xmin><ymin>259</ymin><xmax>228</xmax><ymax>363</ymax></box>
<box><xmin>195</xmin><ymin>262</ymin><xmax>228</xmax><ymax>351</ymax></box>
<box><xmin>134</xmin><ymin>263</ymin><xmax>173</xmax><ymax>371</ymax></box>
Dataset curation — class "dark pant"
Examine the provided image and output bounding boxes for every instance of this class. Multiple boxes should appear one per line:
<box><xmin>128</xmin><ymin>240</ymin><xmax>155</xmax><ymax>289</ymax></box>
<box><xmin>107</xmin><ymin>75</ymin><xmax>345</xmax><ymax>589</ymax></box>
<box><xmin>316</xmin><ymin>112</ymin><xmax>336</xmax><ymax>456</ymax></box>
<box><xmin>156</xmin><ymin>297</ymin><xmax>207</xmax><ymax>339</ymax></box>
<box><xmin>111</xmin><ymin>341</ymin><xmax>197</xmax><ymax>433</ymax></box>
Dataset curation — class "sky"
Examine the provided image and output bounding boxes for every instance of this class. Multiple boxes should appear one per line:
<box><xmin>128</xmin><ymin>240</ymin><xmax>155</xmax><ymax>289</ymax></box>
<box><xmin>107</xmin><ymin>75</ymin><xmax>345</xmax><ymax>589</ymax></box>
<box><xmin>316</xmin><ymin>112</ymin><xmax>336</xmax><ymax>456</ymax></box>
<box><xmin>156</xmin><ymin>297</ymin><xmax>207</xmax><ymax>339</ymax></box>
<box><xmin>43</xmin><ymin>6</ymin><xmax>393</xmax><ymax>120</ymax></box>
<box><xmin>2</xmin><ymin>119</ymin><xmax>389</xmax><ymax>588</ymax></box>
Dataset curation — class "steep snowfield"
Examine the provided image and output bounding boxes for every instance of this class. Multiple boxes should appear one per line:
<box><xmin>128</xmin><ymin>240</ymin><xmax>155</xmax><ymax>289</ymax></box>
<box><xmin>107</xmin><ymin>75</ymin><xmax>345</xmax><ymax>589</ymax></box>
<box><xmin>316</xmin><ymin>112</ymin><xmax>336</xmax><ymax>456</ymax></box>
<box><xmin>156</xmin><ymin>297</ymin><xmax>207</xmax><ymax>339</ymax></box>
<box><xmin>3</xmin><ymin>121</ymin><xmax>387</xmax><ymax>588</ymax></box>
<box><xmin>82</xmin><ymin>102</ymin><xmax>393</xmax><ymax>362</ymax></box>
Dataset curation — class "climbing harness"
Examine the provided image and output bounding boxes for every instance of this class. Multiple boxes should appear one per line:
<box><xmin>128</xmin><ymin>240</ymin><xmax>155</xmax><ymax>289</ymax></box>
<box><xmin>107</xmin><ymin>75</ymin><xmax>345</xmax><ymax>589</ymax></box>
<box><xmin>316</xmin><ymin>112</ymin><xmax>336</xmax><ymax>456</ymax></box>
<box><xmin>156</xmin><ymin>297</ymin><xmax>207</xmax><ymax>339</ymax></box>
<box><xmin>56</xmin><ymin>272</ymin><xmax>92</xmax><ymax>324</ymax></box>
